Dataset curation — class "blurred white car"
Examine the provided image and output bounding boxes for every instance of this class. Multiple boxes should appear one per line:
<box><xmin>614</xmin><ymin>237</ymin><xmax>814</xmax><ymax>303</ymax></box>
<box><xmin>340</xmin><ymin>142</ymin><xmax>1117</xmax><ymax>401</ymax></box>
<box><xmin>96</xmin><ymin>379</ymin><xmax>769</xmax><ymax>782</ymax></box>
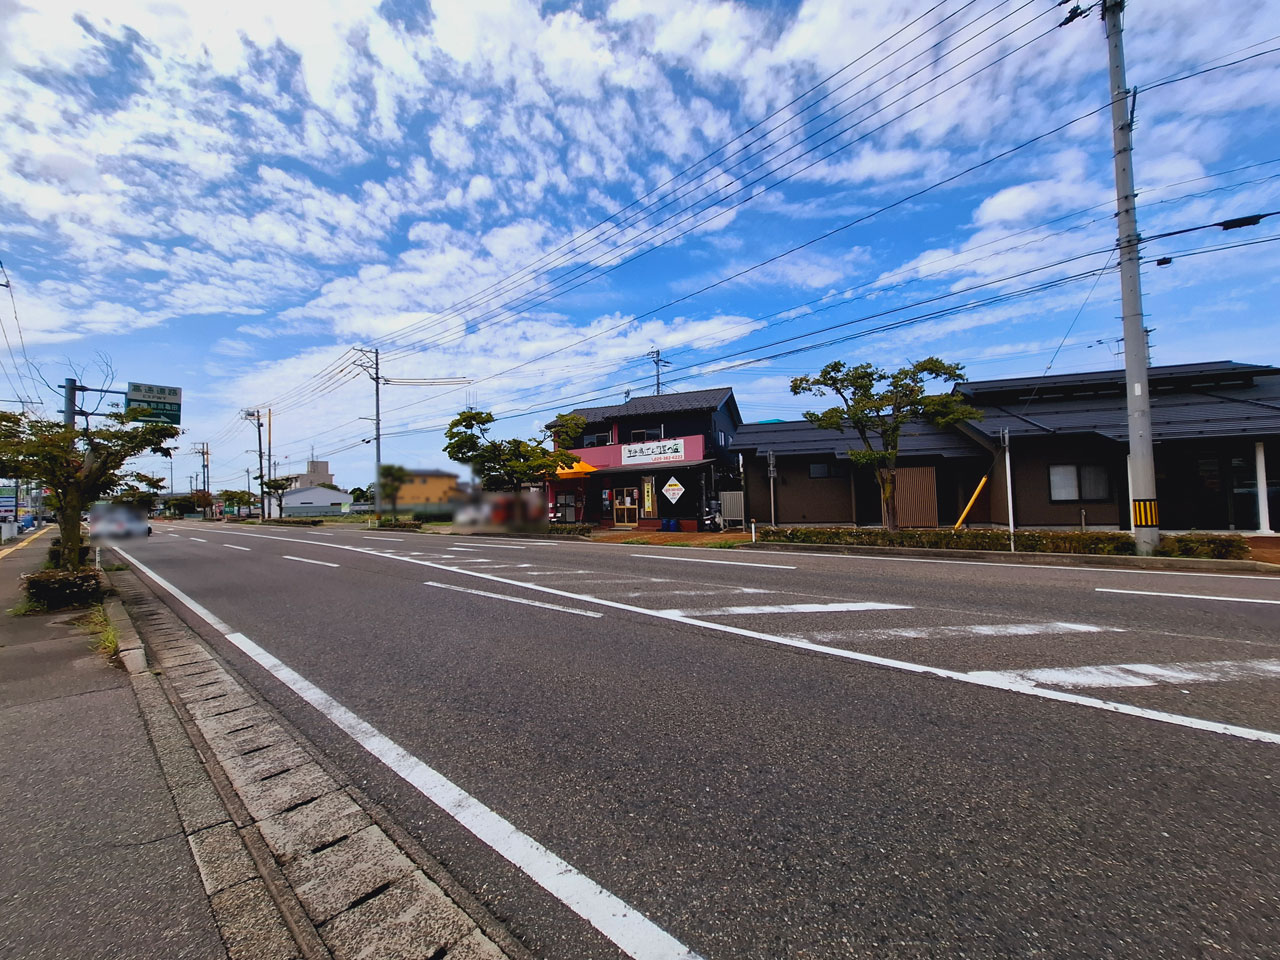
<box><xmin>89</xmin><ymin>508</ymin><xmax>152</xmax><ymax>539</ymax></box>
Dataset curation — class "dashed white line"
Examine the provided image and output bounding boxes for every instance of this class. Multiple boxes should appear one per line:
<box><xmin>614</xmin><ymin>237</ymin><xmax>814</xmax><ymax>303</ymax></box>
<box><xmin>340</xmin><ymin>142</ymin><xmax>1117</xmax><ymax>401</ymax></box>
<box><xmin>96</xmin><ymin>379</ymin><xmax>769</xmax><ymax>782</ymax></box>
<box><xmin>222</xmin><ymin>544</ymin><xmax>251</xmax><ymax>551</ymax></box>
<box><xmin>110</xmin><ymin>547</ymin><xmax>703</xmax><ymax>960</ymax></box>
<box><xmin>189</xmin><ymin>537</ymin><xmax>207</xmax><ymax>543</ymax></box>
<box><xmin>1096</xmin><ymin>588</ymin><xmax>1280</xmax><ymax>605</ymax></box>
<box><xmin>451</xmin><ymin>542</ymin><xmax>526</xmax><ymax>550</ymax></box>
<box><xmin>969</xmin><ymin>659</ymin><xmax>1280</xmax><ymax>689</ymax></box>
<box><xmin>424</xmin><ymin>581</ymin><xmax>603</xmax><ymax>618</ymax></box>
<box><xmin>282</xmin><ymin>555</ymin><xmax>339</xmax><ymax>568</ymax></box>
<box><xmin>819</xmin><ymin>622</ymin><xmax>1125</xmax><ymax>641</ymax></box>
<box><xmin>363</xmin><ymin>536</ymin><xmax>404</xmax><ymax>541</ymax></box>
<box><xmin>660</xmin><ymin>600</ymin><xmax>911</xmax><ymax>617</ymax></box>
<box><xmin>630</xmin><ymin>554</ymin><xmax>795</xmax><ymax>569</ymax></box>
<box><xmin>167</xmin><ymin>533</ymin><xmax>181</xmax><ymax>538</ymax></box>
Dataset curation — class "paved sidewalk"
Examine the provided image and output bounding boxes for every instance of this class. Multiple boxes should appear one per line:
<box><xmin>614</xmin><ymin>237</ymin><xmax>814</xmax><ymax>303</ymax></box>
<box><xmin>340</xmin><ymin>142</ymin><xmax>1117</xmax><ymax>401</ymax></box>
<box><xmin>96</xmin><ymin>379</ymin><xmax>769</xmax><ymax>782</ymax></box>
<box><xmin>0</xmin><ymin>532</ymin><xmax>228</xmax><ymax>960</ymax></box>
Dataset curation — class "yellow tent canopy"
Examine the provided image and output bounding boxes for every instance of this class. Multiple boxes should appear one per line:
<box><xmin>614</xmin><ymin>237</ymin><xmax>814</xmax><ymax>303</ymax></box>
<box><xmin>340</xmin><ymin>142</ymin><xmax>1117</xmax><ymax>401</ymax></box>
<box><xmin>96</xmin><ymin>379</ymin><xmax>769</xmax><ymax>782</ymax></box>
<box><xmin>555</xmin><ymin>461</ymin><xmax>598</xmax><ymax>479</ymax></box>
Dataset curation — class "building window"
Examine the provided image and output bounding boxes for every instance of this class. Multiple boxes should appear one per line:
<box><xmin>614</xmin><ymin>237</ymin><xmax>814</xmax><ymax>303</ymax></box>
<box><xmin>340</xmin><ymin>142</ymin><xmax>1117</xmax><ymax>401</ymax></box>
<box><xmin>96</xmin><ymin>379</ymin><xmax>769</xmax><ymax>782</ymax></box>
<box><xmin>630</xmin><ymin>428</ymin><xmax>661</xmax><ymax>442</ymax></box>
<box><xmin>582</xmin><ymin>432</ymin><xmax>610</xmax><ymax>447</ymax></box>
<box><xmin>809</xmin><ymin>462</ymin><xmax>831</xmax><ymax>479</ymax></box>
<box><xmin>1049</xmin><ymin>464</ymin><xmax>1110</xmax><ymax>502</ymax></box>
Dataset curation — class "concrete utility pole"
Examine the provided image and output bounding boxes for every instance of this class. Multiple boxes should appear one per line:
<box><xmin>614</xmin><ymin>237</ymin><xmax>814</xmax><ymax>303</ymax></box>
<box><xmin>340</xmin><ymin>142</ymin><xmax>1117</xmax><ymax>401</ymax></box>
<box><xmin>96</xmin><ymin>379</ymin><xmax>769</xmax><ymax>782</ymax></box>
<box><xmin>354</xmin><ymin>348</ymin><xmax>384</xmax><ymax>523</ymax></box>
<box><xmin>1102</xmin><ymin>0</ymin><xmax>1159</xmax><ymax>555</ymax></box>
<box><xmin>647</xmin><ymin>348</ymin><xmax>671</xmax><ymax>395</ymax></box>
<box><xmin>243</xmin><ymin>410</ymin><xmax>266</xmax><ymax>520</ymax></box>
<box><xmin>62</xmin><ymin>378</ymin><xmax>78</xmax><ymax>426</ymax></box>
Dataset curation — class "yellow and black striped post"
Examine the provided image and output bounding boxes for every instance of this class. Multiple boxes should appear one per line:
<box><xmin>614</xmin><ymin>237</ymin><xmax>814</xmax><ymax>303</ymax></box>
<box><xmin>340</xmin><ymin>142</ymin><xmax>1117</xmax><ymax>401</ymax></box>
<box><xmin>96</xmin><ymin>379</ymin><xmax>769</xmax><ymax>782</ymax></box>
<box><xmin>1132</xmin><ymin>498</ymin><xmax>1159</xmax><ymax>528</ymax></box>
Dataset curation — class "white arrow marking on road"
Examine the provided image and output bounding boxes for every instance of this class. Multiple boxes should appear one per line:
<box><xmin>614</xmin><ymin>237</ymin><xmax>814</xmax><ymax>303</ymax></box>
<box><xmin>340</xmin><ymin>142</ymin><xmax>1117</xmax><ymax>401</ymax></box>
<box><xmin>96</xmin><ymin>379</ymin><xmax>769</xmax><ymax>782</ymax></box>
<box><xmin>282</xmin><ymin>555</ymin><xmax>339</xmax><ymax>567</ymax></box>
<box><xmin>630</xmin><ymin>553</ymin><xmax>795</xmax><ymax>569</ymax></box>
<box><xmin>424</xmin><ymin>581</ymin><xmax>603</xmax><ymax>618</ymax></box>
<box><xmin>1096</xmin><ymin>588</ymin><xmax>1280</xmax><ymax>604</ymax></box>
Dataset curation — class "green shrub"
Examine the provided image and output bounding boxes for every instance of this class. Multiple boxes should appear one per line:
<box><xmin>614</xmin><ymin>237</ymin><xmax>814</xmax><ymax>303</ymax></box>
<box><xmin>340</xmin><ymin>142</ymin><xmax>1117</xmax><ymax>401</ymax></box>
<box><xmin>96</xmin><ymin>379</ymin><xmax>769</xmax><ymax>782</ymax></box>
<box><xmin>262</xmin><ymin>518</ymin><xmax>323</xmax><ymax>526</ymax></box>
<box><xmin>411</xmin><ymin>509</ymin><xmax>454</xmax><ymax>522</ymax></box>
<box><xmin>759</xmin><ymin>526</ymin><xmax>1250</xmax><ymax>559</ymax></box>
<box><xmin>547</xmin><ymin>523</ymin><xmax>593</xmax><ymax>536</ymax></box>
<box><xmin>377</xmin><ymin>519</ymin><xmax>422</xmax><ymax>530</ymax></box>
<box><xmin>23</xmin><ymin>569</ymin><xmax>104</xmax><ymax>610</ymax></box>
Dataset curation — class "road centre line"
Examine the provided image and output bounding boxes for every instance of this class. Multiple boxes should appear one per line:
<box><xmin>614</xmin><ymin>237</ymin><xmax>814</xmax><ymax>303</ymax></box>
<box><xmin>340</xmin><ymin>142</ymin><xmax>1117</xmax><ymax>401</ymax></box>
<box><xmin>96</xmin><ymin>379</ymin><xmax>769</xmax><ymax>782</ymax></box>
<box><xmin>630</xmin><ymin>554</ymin><xmax>795</xmax><ymax>570</ymax></box>
<box><xmin>1096</xmin><ymin>587</ymin><xmax>1280</xmax><ymax>604</ymax></box>
<box><xmin>110</xmin><ymin>546</ymin><xmax>701</xmax><ymax>960</ymax></box>
<box><xmin>222</xmin><ymin>544</ymin><xmax>251</xmax><ymax>551</ymax></box>
<box><xmin>424</xmin><ymin>581</ymin><xmax>603</xmax><ymax>618</ymax></box>
<box><xmin>659</xmin><ymin>600</ymin><xmax>911</xmax><ymax>616</ymax></box>
<box><xmin>282</xmin><ymin>555</ymin><xmax>339</xmax><ymax>568</ymax></box>
<box><xmin>146</xmin><ymin>527</ymin><xmax>1280</xmax><ymax>745</ymax></box>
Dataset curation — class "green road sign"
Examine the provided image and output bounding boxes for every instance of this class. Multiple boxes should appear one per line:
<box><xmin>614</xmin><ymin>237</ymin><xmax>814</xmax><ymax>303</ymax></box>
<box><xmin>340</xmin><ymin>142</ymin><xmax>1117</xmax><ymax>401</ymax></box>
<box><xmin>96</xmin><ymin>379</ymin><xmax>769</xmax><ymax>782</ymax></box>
<box><xmin>126</xmin><ymin>382</ymin><xmax>182</xmax><ymax>425</ymax></box>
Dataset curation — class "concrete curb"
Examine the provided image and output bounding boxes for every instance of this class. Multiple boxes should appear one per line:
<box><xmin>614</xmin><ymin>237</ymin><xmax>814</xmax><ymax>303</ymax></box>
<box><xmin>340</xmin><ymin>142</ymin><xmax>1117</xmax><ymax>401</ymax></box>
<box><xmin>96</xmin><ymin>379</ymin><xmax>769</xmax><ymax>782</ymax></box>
<box><xmin>106</xmin><ymin>562</ymin><xmax>527</xmax><ymax>960</ymax></box>
<box><xmin>741</xmin><ymin>540</ymin><xmax>1280</xmax><ymax>573</ymax></box>
<box><xmin>105</xmin><ymin>596</ymin><xmax>147</xmax><ymax>675</ymax></box>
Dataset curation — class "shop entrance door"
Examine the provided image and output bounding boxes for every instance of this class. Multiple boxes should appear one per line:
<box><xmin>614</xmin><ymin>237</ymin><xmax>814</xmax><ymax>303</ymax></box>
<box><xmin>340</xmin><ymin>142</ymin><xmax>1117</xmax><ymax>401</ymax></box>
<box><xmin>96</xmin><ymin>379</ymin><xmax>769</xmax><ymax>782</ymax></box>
<box><xmin>613</xmin><ymin>487</ymin><xmax>639</xmax><ymax>526</ymax></box>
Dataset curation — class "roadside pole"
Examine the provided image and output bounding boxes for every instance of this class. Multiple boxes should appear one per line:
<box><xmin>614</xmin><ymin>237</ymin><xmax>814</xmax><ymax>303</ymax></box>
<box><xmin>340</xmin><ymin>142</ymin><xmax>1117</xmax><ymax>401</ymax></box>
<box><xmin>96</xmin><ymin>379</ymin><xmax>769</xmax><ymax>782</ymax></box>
<box><xmin>1003</xmin><ymin>428</ymin><xmax>1015</xmax><ymax>552</ymax></box>
<box><xmin>244</xmin><ymin>410</ymin><xmax>265</xmax><ymax>521</ymax></box>
<box><xmin>1103</xmin><ymin>0</ymin><xmax>1159</xmax><ymax>555</ymax></box>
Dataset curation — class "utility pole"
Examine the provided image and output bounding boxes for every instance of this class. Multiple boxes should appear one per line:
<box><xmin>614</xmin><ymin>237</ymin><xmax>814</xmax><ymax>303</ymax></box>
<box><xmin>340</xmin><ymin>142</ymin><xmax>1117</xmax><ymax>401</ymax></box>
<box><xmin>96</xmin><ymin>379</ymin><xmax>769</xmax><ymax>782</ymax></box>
<box><xmin>646</xmin><ymin>348</ymin><xmax>671</xmax><ymax>395</ymax></box>
<box><xmin>1102</xmin><ymin>0</ymin><xmax>1158</xmax><ymax>555</ymax></box>
<box><xmin>191</xmin><ymin>442</ymin><xmax>210</xmax><ymax>516</ymax></box>
<box><xmin>267</xmin><ymin>408</ymin><xmax>273</xmax><ymax>508</ymax></box>
<box><xmin>243</xmin><ymin>410</ymin><xmax>266</xmax><ymax>520</ymax></box>
<box><xmin>354</xmin><ymin>348</ymin><xmax>384</xmax><ymax>523</ymax></box>
<box><xmin>62</xmin><ymin>378</ymin><xmax>78</xmax><ymax>426</ymax></box>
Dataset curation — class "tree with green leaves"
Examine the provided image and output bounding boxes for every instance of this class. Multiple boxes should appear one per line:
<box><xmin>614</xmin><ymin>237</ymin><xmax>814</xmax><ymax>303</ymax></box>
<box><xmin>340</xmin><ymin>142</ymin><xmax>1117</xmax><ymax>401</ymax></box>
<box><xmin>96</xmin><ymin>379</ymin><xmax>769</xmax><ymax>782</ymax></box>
<box><xmin>261</xmin><ymin>476</ymin><xmax>292</xmax><ymax>517</ymax></box>
<box><xmin>316</xmin><ymin>481</ymin><xmax>341</xmax><ymax>491</ymax></box>
<box><xmin>378</xmin><ymin>464</ymin><xmax>409</xmax><ymax>517</ymax></box>
<box><xmin>0</xmin><ymin>408</ymin><xmax>179</xmax><ymax>569</ymax></box>
<box><xmin>443</xmin><ymin>410</ymin><xmax>585</xmax><ymax>493</ymax></box>
<box><xmin>790</xmin><ymin>358</ymin><xmax>981</xmax><ymax>531</ymax></box>
<box><xmin>348</xmin><ymin>485</ymin><xmax>369</xmax><ymax>502</ymax></box>
<box><xmin>218</xmin><ymin>489</ymin><xmax>254</xmax><ymax>515</ymax></box>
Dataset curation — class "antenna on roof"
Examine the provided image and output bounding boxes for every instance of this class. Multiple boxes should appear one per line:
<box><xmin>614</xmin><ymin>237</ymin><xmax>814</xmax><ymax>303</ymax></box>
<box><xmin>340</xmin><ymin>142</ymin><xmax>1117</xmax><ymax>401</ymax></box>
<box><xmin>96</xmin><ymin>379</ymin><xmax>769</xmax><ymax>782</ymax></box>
<box><xmin>623</xmin><ymin>388</ymin><xmax>631</xmax><ymax>402</ymax></box>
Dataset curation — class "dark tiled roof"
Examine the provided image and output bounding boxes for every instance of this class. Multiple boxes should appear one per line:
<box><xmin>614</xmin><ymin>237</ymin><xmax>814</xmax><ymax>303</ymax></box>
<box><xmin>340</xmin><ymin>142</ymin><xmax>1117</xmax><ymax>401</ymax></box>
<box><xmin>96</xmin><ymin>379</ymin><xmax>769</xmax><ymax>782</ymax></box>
<box><xmin>729</xmin><ymin>419</ymin><xmax>985</xmax><ymax>458</ymax></box>
<box><xmin>564</xmin><ymin>387</ymin><xmax>738</xmax><ymax>424</ymax></box>
<box><xmin>963</xmin><ymin>363</ymin><xmax>1280</xmax><ymax>441</ymax></box>
<box><xmin>407</xmin><ymin>469</ymin><xmax>459</xmax><ymax>478</ymax></box>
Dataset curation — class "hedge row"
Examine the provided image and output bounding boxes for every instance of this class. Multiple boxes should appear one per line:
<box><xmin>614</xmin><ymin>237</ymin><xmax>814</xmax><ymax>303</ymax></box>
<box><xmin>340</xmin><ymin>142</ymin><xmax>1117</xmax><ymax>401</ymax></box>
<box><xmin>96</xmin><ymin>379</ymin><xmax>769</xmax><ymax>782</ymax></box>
<box><xmin>758</xmin><ymin>526</ymin><xmax>1250</xmax><ymax>559</ymax></box>
<box><xmin>24</xmin><ymin>569</ymin><xmax>104</xmax><ymax>609</ymax></box>
<box><xmin>547</xmin><ymin>523</ymin><xmax>593</xmax><ymax>537</ymax></box>
<box><xmin>377</xmin><ymin>519</ymin><xmax>422</xmax><ymax>530</ymax></box>
<box><xmin>262</xmin><ymin>518</ymin><xmax>324</xmax><ymax>527</ymax></box>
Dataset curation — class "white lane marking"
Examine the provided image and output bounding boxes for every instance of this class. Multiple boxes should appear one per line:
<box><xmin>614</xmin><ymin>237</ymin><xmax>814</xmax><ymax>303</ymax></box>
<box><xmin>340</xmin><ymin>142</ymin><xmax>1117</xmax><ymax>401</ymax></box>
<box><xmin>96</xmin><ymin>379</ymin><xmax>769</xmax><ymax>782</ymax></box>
<box><xmin>448</xmin><ymin>546</ymin><xmax>480</xmax><ymax>552</ymax></box>
<box><xmin>631</xmin><ymin>554</ymin><xmax>795</xmax><ymax>570</ymax></box>
<box><xmin>424</xmin><ymin>581</ymin><xmax>603</xmax><ymax>618</ymax></box>
<box><xmin>308</xmin><ymin>531</ymin><xmax>335</xmax><ymax>536</ymax></box>
<box><xmin>443</xmin><ymin>558</ymin><xmax>493</xmax><ymax>564</ymax></box>
<box><xmin>222</xmin><ymin>544</ymin><xmax>251</xmax><ymax>552</ymax></box>
<box><xmin>452</xmin><ymin>542</ymin><xmax>526</xmax><ymax>550</ymax></box>
<box><xmin>660</xmin><ymin>601</ymin><xmax>911</xmax><ymax>617</ymax></box>
<box><xmin>469</xmin><ymin>536</ymin><xmax>561</xmax><ymax>545</ymax></box>
<box><xmin>823</xmin><ymin>621</ymin><xmax>1126</xmax><ymax>641</ymax></box>
<box><xmin>282</xmin><ymin>555</ymin><xmax>339</xmax><ymax>568</ymax></box>
<box><xmin>189</xmin><ymin>537</ymin><xmax>207</xmax><ymax>542</ymax></box>
<box><xmin>167</xmin><ymin>533</ymin><xmax>181</xmax><ymax>537</ymax></box>
<box><xmin>739</xmin><ymin>547</ymin><xmax>1276</xmax><ymax>581</ymax></box>
<box><xmin>1096</xmin><ymin>588</ymin><xmax>1280</xmax><ymax>605</ymax></box>
<box><xmin>145</xmin><ymin>527</ymin><xmax>1280</xmax><ymax>745</ymax></box>
<box><xmin>110</xmin><ymin>547</ymin><xmax>701</xmax><ymax>960</ymax></box>
<box><xmin>364</xmin><ymin>536</ymin><xmax>404</xmax><ymax>541</ymax></box>
<box><xmin>969</xmin><ymin>659</ymin><xmax>1280</xmax><ymax>689</ymax></box>
<box><xmin>402</xmin><ymin>562</ymin><xmax>1280</xmax><ymax>747</ymax></box>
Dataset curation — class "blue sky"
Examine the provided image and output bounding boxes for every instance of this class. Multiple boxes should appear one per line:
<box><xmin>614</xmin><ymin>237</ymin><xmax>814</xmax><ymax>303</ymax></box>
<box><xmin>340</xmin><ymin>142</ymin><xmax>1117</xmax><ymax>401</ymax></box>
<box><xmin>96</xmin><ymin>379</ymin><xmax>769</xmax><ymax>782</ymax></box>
<box><xmin>2</xmin><ymin>0</ymin><xmax>1279</xmax><ymax>492</ymax></box>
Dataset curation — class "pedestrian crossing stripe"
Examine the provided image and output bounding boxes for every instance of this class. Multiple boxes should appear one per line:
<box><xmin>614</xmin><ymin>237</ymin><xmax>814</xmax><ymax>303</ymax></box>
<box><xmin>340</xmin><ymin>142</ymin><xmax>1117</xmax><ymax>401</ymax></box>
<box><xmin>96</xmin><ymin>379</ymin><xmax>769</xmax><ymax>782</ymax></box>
<box><xmin>1132</xmin><ymin>498</ymin><xmax>1158</xmax><ymax>527</ymax></box>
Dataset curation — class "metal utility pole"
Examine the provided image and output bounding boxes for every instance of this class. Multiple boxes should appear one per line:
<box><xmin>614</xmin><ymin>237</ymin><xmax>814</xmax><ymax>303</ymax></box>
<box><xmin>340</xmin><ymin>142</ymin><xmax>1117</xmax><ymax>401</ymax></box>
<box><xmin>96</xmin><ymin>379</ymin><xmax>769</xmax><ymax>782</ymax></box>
<box><xmin>1102</xmin><ymin>0</ymin><xmax>1158</xmax><ymax>555</ymax></box>
<box><xmin>243</xmin><ymin>410</ymin><xmax>266</xmax><ymax>519</ymax></box>
<box><xmin>647</xmin><ymin>348</ymin><xmax>671</xmax><ymax>395</ymax></box>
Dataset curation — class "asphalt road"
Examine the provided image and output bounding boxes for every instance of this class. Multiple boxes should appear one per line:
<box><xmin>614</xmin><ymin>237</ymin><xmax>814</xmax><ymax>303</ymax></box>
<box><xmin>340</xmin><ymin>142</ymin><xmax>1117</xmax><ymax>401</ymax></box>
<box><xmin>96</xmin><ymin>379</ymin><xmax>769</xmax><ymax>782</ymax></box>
<box><xmin>114</xmin><ymin>522</ymin><xmax>1280</xmax><ymax>959</ymax></box>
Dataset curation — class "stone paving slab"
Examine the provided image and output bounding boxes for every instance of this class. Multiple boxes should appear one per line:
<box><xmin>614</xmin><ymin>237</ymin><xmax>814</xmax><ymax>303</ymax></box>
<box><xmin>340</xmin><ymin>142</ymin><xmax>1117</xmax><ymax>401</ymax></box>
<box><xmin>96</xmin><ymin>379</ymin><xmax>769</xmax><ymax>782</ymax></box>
<box><xmin>108</xmin><ymin>566</ymin><xmax>522</xmax><ymax>960</ymax></box>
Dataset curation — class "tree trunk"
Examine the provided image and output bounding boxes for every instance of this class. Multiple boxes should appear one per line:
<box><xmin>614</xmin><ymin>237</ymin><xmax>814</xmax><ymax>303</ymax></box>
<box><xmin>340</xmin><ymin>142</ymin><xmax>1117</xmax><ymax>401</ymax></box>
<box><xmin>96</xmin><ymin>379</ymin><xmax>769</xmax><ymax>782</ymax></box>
<box><xmin>878</xmin><ymin>467</ymin><xmax>898</xmax><ymax>532</ymax></box>
<box><xmin>59</xmin><ymin>486</ymin><xmax>84</xmax><ymax>570</ymax></box>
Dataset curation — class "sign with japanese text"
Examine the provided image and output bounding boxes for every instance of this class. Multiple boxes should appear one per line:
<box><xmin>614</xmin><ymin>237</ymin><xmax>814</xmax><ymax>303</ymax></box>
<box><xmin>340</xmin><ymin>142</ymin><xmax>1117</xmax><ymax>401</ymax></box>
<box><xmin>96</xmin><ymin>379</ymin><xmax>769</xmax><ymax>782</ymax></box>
<box><xmin>126</xmin><ymin>382</ymin><xmax>182</xmax><ymax>425</ymax></box>
<box><xmin>662</xmin><ymin>477</ymin><xmax>685</xmax><ymax>503</ymax></box>
<box><xmin>621</xmin><ymin>438</ymin><xmax>685</xmax><ymax>465</ymax></box>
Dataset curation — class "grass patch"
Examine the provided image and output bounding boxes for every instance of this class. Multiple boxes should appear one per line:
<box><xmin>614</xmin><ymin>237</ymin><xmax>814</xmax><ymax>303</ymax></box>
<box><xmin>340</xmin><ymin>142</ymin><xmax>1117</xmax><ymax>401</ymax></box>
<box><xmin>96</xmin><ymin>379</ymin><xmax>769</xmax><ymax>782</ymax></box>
<box><xmin>620</xmin><ymin>537</ymin><xmax>648</xmax><ymax>544</ymax></box>
<box><xmin>101</xmin><ymin>562</ymin><xmax>129</xmax><ymax>572</ymax></box>
<box><xmin>79</xmin><ymin>604</ymin><xmax>120</xmax><ymax>658</ymax></box>
<box><xmin>704</xmin><ymin>540</ymin><xmax>743</xmax><ymax>549</ymax></box>
<box><xmin>7</xmin><ymin>597</ymin><xmax>47</xmax><ymax>616</ymax></box>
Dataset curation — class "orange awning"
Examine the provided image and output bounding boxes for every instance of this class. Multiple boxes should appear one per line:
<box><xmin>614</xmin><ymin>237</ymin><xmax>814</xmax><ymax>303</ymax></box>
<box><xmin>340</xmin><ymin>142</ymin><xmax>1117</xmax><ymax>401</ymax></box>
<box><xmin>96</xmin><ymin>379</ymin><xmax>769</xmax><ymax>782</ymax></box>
<box><xmin>555</xmin><ymin>461</ymin><xmax>599</xmax><ymax>479</ymax></box>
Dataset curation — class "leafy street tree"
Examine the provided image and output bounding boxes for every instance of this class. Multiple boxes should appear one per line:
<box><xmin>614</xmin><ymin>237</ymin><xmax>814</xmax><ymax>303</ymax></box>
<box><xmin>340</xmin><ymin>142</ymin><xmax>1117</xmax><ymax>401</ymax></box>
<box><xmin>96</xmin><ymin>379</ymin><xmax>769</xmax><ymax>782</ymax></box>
<box><xmin>348</xmin><ymin>485</ymin><xmax>369</xmax><ymax>502</ymax></box>
<box><xmin>261</xmin><ymin>476</ymin><xmax>292</xmax><ymax>517</ymax></box>
<box><xmin>218</xmin><ymin>489</ymin><xmax>254</xmax><ymax>515</ymax></box>
<box><xmin>0</xmin><ymin>408</ymin><xmax>178</xmax><ymax>569</ymax></box>
<box><xmin>169</xmin><ymin>495</ymin><xmax>196</xmax><ymax>517</ymax></box>
<box><xmin>378</xmin><ymin>464</ymin><xmax>409</xmax><ymax>517</ymax></box>
<box><xmin>443</xmin><ymin>410</ymin><xmax>585</xmax><ymax>493</ymax></box>
<box><xmin>790</xmin><ymin>358</ymin><xmax>981</xmax><ymax>531</ymax></box>
<box><xmin>192</xmin><ymin>490</ymin><xmax>214</xmax><ymax>517</ymax></box>
<box><xmin>316</xmin><ymin>482</ymin><xmax>341</xmax><ymax>491</ymax></box>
